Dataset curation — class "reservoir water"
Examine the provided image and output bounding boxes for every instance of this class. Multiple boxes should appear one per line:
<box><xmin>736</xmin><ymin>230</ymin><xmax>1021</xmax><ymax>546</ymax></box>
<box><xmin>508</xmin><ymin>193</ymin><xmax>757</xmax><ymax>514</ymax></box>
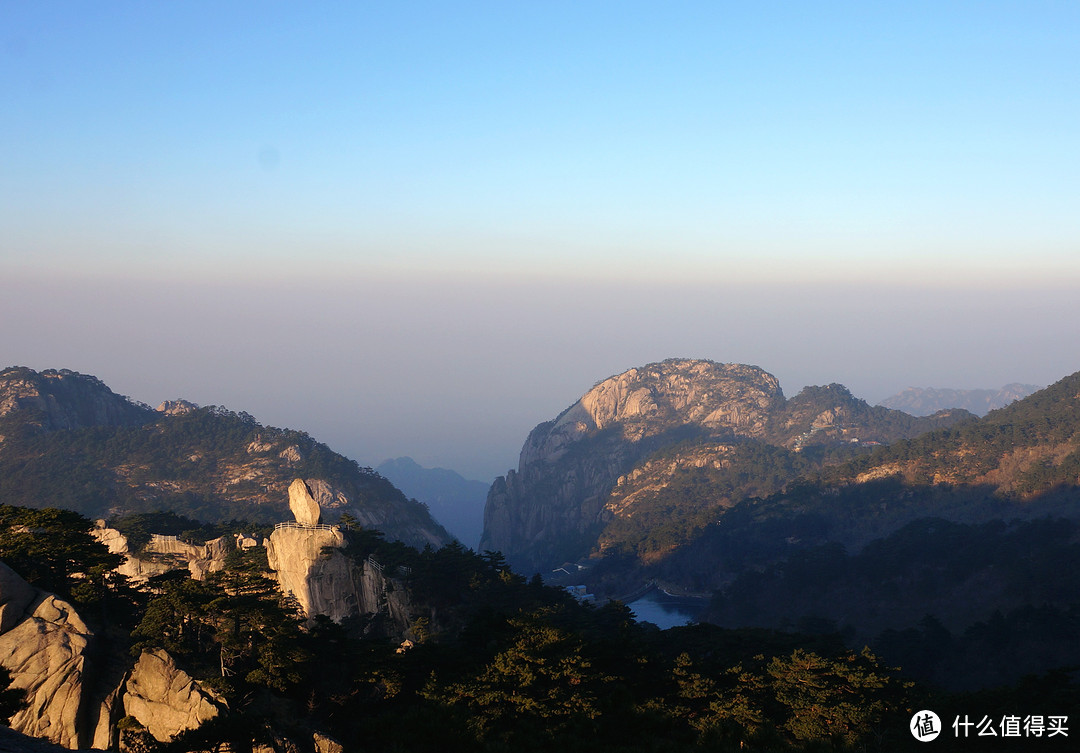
<box><xmin>627</xmin><ymin>590</ymin><xmax>706</xmax><ymax>629</ymax></box>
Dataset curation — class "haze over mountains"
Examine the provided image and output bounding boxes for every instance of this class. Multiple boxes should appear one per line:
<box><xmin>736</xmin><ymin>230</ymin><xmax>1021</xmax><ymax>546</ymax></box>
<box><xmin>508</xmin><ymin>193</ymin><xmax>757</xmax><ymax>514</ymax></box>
<box><xmin>878</xmin><ymin>383</ymin><xmax>1040</xmax><ymax>416</ymax></box>
<box><xmin>376</xmin><ymin>456</ymin><xmax>488</xmax><ymax>548</ymax></box>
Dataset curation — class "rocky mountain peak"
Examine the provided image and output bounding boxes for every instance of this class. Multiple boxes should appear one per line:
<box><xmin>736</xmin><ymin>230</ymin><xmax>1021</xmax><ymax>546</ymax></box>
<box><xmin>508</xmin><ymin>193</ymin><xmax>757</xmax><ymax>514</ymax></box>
<box><xmin>0</xmin><ymin>367</ymin><xmax>152</xmax><ymax>433</ymax></box>
<box><xmin>520</xmin><ymin>360</ymin><xmax>783</xmax><ymax>469</ymax></box>
<box><xmin>156</xmin><ymin>399</ymin><xmax>199</xmax><ymax>416</ymax></box>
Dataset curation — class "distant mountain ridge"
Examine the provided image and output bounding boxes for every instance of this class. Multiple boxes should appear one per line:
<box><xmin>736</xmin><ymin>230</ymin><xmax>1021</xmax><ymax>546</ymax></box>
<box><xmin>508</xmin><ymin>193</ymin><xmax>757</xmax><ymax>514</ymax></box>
<box><xmin>878</xmin><ymin>383</ymin><xmax>1039</xmax><ymax>416</ymax></box>
<box><xmin>0</xmin><ymin>367</ymin><xmax>450</xmax><ymax>549</ymax></box>
<box><xmin>376</xmin><ymin>457</ymin><xmax>488</xmax><ymax>548</ymax></box>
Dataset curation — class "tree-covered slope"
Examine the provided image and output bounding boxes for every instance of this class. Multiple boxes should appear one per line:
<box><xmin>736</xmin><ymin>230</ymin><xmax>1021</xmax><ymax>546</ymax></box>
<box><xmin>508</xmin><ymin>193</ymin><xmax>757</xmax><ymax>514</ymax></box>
<box><xmin>630</xmin><ymin>371</ymin><xmax>1080</xmax><ymax>690</ymax></box>
<box><xmin>845</xmin><ymin>369</ymin><xmax>1080</xmax><ymax>494</ymax></box>
<box><xmin>0</xmin><ymin>367</ymin><xmax>449</xmax><ymax>549</ymax></box>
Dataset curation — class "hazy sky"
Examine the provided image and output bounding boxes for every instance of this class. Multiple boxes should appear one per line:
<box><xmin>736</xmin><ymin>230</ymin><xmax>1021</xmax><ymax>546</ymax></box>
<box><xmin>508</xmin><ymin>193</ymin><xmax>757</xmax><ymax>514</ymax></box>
<box><xmin>3</xmin><ymin>3</ymin><xmax>1080</xmax><ymax>481</ymax></box>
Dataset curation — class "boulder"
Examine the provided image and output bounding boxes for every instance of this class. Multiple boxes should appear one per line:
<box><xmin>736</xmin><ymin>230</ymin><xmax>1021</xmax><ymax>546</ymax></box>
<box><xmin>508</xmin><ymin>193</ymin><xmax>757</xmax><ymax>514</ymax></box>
<box><xmin>288</xmin><ymin>479</ymin><xmax>322</xmax><ymax>526</ymax></box>
<box><xmin>0</xmin><ymin>592</ymin><xmax>93</xmax><ymax>750</ymax></box>
<box><xmin>122</xmin><ymin>649</ymin><xmax>221</xmax><ymax>743</ymax></box>
<box><xmin>313</xmin><ymin>732</ymin><xmax>344</xmax><ymax>753</ymax></box>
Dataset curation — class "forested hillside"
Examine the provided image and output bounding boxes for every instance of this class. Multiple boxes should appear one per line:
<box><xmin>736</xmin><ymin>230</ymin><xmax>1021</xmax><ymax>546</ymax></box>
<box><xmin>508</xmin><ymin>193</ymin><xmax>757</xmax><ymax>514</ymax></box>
<box><xmin>0</xmin><ymin>367</ymin><xmax>449</xmax><ymax>549</ymax></box>
<box><xmin>1</xmin><ymin>502</ymin><xmax>1074</xmax><ymax>752</ymax></box>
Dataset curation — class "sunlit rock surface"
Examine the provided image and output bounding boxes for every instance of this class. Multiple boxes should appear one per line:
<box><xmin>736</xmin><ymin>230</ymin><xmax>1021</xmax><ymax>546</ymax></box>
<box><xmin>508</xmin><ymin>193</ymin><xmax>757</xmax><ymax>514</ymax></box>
<box><xmin>288</xmin><ymin>478</ymin><xmax>322</xmax><ymax>526</ymax></box>
<box><xmin>122</xmin><ymin>649</ymin><xmax>222</xmax><ymax>743</ymax></box>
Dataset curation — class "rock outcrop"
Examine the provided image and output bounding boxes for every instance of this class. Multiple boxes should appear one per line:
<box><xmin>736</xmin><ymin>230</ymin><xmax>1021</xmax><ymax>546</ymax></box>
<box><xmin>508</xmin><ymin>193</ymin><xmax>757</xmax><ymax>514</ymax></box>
<box><xmin>264</xmin><ymin>525</ymin><xmax>411</xmax><ymax>630</ymax></box>
<box><xmin>91</xmin><ymin>523</ymin><xmax>239</xmax><ymax>583</ymax></box>
<box><xmin>122</xmin><ymin>650</ymin><xmax>222</xmax><ymax>743</ymax></box>
<box><xmin>0</xmin><ymin>561</ymin><xmax>230</xmax><ymax>750</ymax></box>
<box><xmin>264</xmin><ymin>481</ymin><xmax>413</xmax><ymax>628</ymax></box>
<box><xmin>155</xmin><ymin>399</ymin><xmax>198</xmax><ymax>416</ymax></box>
<box><xmin>0</xmin><ymin>564</ymin><xmax>94</xmax><ymax>750</ymax></box>
<box><xmin>266</xmin><ymin>525</ymin><xmax>348</xmax><ymax>619</ymax></box>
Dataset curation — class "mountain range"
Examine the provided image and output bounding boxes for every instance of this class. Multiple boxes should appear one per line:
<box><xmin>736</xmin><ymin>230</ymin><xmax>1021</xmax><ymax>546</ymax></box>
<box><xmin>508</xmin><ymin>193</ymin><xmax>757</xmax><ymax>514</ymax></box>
<box><xmin>878</xmin><ymin>383</ymin><xmax>1041</xmax><ymax>416</ymax></box>
<box><xmin>376</xmin><ymin>456</ymin><xmax>488</xmax><ymax>549</ymax></box>
<box><xmin>1</xmin><ymin>360</ymin><xmax>1079</xmax><ymax>751</ymax></box>
<box><xmin>480</xmin><ymin>358</ymin><xmax>1080</xmax><ymax>689</ymax></box>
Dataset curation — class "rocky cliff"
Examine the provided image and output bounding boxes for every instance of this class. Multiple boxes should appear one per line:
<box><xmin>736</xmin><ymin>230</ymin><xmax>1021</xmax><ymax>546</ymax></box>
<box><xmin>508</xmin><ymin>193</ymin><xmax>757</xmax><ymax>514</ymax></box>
<box><xmin>265</xmin><ymin>526</ymin><xmax>411</xmax><ymax>630</ymax></box>
<box><xmin>92</xmin><ymin>523</ymin><xmax>238</xmax><ymax>583</ymax></box>
<box><xmin>0</xmin><ymin>565</ymin><xmax>92</xmax><ymax>749</ymax></box>
<box><xmin>482</xmin><ymin>359</ymin><xmax>971</xmax><ymax>576</ymax></box>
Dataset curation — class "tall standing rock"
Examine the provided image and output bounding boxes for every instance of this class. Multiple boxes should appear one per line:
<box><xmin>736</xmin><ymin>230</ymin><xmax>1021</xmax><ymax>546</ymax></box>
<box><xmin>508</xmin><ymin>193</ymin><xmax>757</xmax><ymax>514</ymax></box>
<box><xmin>266</xmin><ymin>479</ymin><xmax>413</xmax><ymax>630</ymax></box>
<box><xmin>288</xmin><ymin>479</ymin><xmax>322</xmax><ymax>526</ymax></box>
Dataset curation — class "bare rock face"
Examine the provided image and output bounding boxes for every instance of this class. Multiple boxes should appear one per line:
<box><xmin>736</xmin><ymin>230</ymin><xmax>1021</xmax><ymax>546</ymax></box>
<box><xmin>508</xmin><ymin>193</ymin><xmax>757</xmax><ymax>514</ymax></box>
<box><xmin>91</xmin><ymin>523</ymin><xmax>236</xmax><ymax>583</ymax></box>
<box><xmin>481</xmin><ymin>359</ymin><xmax>786</xmax><ymax>573</ymax></box>
<box><xmin>313</xmin><ymin>732</ymin><xmax>345</xmax><ymax>753</ymax></box>
<box><xmin>0</xmin><ymin>590</ymin><xmax>93</xmax><ymax>749</ymax></box>
<box><xmin>265</xmin><ymin>526</ymin><xmax>347</xmax><ymax>619</ymax></box>
<box><xmin>265</xmin><ymin>526</ymin><xmax>412</xmax><ymax>631</ymax></box>
<box><xmin>155</xmin><ymin>399</ymin><xmax>199</xmax><ymax>416</ymax></box>
<box><xmin>122</xmin><ymin>649</ymin><xmax>221</xmax><ymax>743</ymax></box>
<box><xmin>0</xmin><ymin>561</ymin><xmax>233</xmax><ymax>750</ymax></box>
<box><xmin>0</xmin><ymin>561</ymin><xmax>37</xmax><ymax>634</ymax></box>
<box><xmin>288</xmin><ymin>479</ymin><xmax>322</xmax><ymax>526</ymax></box>
<box><xmin>144</xmin><ymin>535</ymin><xmax>233</xmax><ymax>581</ymax></box>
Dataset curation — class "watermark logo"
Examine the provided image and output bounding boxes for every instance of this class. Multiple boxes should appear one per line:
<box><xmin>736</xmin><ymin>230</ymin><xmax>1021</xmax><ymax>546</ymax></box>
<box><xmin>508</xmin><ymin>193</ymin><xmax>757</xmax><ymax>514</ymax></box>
<box><xmin>952</xmin><ymin>714</ymin><xmax>1069</xmax><ymax>738</ymax></box>
<box><xmin>911</xmin><ymin>710</ymin><xmax>942</xmax><ymax>742</ymax></box>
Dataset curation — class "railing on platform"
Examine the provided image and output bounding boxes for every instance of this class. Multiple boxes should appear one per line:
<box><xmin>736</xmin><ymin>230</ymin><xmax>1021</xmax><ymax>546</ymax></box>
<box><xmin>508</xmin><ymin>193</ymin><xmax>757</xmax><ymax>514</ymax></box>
<box><xmin>273</xmin><ymin>521</ymin><xmax>339</xmax><ymax>532</ymax></box>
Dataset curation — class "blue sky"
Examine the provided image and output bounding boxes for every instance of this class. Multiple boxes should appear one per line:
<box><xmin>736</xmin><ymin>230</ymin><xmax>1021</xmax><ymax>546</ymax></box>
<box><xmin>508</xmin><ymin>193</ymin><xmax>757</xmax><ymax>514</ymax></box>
<box><xmin>3</xmin><ymin>3</ymin><xmax>1080</xmax><ymax>480</ymax></box>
